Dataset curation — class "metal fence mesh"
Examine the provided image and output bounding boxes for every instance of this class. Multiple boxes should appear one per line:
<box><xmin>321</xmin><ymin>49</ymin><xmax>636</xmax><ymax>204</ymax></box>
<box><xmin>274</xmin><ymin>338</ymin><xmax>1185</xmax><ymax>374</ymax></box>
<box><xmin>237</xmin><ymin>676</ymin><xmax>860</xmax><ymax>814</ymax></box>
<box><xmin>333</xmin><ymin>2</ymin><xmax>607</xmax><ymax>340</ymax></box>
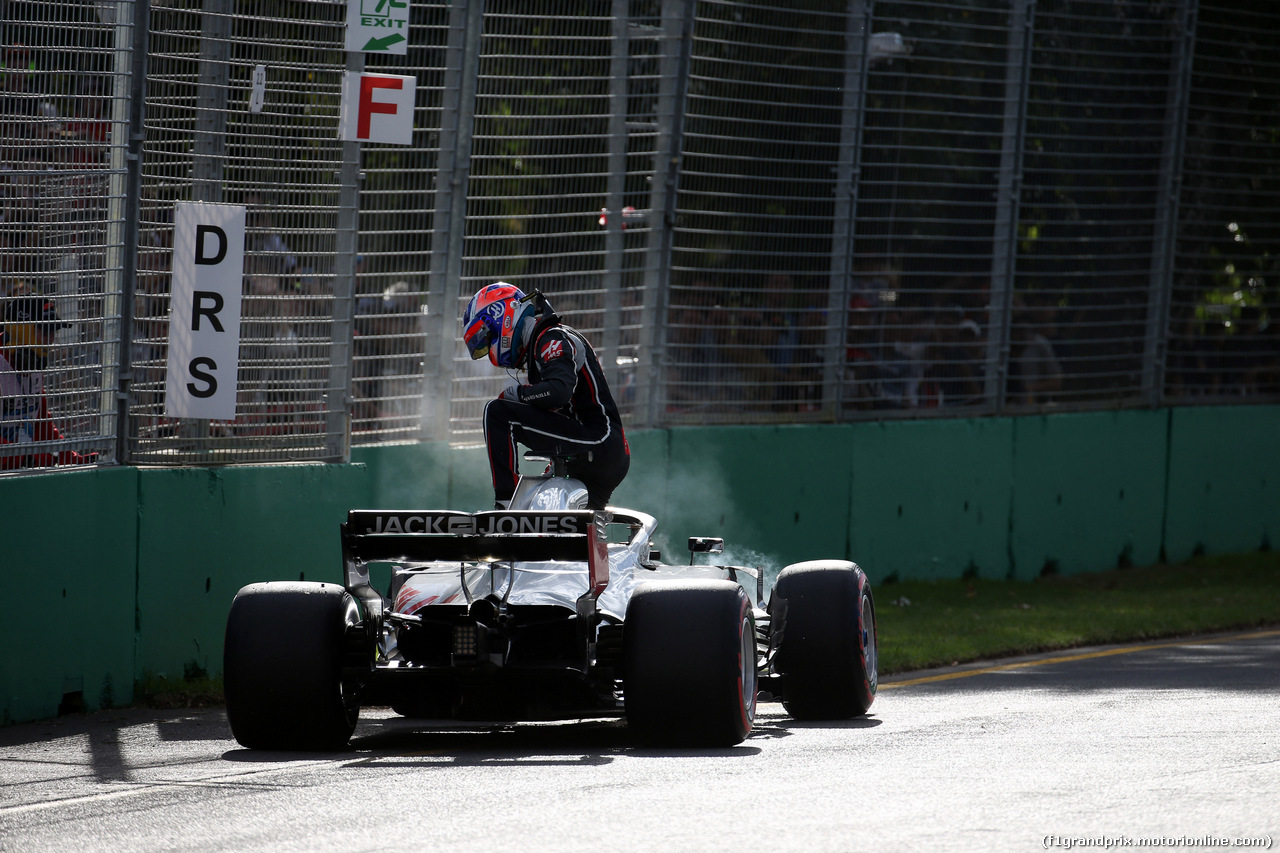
<box><xmin>444</xmin><ymin>0</ymin><xmax>659</xmax><ymax>442</ymax></box>
<box><xmin>1168</xmin><ymin>1</ymin><xmax>1280</xmax><ymax>401</ymax></box>
<box><xmin>2</xmin><ymin>0</ymin><xmax>126</xmax><ymax>468</ymax></box>
<box><xmin>1012</xmin><ymin>0</ymin><xmax>1181</xmax><ymax>408</ymax></box>
<box><xmin>128</xmin><ymin>0</ymin><xmax>352</xmax><ymax>464</ymax></box>
<box><xmin>353</xmin><ymin>1</ymin><xmax>451</xmax><ymax>441</ymax></box>
<box><xmin>1</xmin><ymin>0</ymin><xmax>1276</xmax><ymax>472</ymax></box>
<box><xmin>664</xmin><ymin>0</ymin><xmax>846</xmax><ymax>423</ymax></box>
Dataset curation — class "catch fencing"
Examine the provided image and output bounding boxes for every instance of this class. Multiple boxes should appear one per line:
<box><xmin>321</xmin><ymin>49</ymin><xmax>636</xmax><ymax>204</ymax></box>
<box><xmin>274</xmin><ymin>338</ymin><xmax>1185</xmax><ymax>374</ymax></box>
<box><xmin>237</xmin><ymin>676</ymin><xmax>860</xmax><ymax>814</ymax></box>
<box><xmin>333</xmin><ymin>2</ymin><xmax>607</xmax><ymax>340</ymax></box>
<box><xmin>1</xmin><ymin>0</ymin><xmax>1276</xmax><ymax>468</ymax></box>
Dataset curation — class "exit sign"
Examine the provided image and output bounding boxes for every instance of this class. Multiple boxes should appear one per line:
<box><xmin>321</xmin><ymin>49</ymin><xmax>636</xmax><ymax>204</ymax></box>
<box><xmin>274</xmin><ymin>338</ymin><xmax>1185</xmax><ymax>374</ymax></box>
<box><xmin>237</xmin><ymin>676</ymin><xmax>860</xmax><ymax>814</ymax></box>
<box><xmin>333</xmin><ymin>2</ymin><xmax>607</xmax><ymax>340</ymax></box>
<box><xmin>345</xmin><ymin>0</ymin><xmax>409</xmax><ymax>54</ymax></box>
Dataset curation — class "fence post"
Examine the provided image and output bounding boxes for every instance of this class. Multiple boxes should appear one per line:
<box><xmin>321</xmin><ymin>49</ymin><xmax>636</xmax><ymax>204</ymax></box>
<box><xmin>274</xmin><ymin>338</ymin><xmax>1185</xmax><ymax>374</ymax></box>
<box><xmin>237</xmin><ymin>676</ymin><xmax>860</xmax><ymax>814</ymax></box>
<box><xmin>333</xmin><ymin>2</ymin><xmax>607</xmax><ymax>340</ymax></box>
<box><xmin>637</xmin><ymin>0</ymin><xmax>694</xmax><ymax>429</ymax></box>
<box><xmin>602</xmin><ymin>0</ymin><xmax>629</xmax><ymax>395</ymax></box>
<box><xmin>422</xmin><ymin>0</ymin><xmax>483</xmax><ymax>442</ymax></box>
<box><xmin>1143</xmin><ymin>0</ymin><xmax>1197</xmax><ymax>407</ymax></box>
<box><xmin>111</xmin><ymin>0</ymin><xmax>150</xmax><ymax>465</ymax></box>
<box><xmin>984</xmin><ymin>0</ymin><xmax>1034</xmax><ymax>414</ymax></box>
<box><xmin>192</xmin><ymin>1</ymin><xmax>230</xmax><ymax>203</ymax></box>
<box><xmin>175</xmin><ymin>0</ymin><xmax>233</xmax><ymax>451</ymax></box>
<box><xmin>822</xmin><ymin>0</ymin><xmax>873</xmax><ymax>419</ymax></box>
<box><xmin>327</xmin><ymin>50</ymin><xmax>365</xmax><ymax>463</ymax></box>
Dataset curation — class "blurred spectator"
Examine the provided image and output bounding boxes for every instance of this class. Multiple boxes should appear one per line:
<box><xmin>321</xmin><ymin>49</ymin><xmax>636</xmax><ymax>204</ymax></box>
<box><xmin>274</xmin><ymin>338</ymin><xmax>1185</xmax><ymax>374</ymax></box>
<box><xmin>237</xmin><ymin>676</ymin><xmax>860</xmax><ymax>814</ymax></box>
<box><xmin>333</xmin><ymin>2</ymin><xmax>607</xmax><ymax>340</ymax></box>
<box><xmin>238</xmin><ymin>199</ymin><xmax>302</xmax><ymax>430</ymax></box>
<box><xmin>666</xmin><ymin>283</ymin><xmax>721</xmax><ymax>407</ymax></box>
<box><xmin>844</xmin><ymin>286</ymin><xmax>878</xmax><ymax>408</ymax></box>
<box><xmin>760</xmin><ymin>273</ymin><xmax>823</xmax><ymax>411</ymax></box>
<box><xmin>1235</xmin><ymin>306</ymin><xmax>1280</xmax><ymax>397</ymax></box>
<box><xmin>237</xmin><ymin>257</ymin><xmax>284</xmax><ymax>419</ymax></box>
<box><xmin>130</xmin><ymin>210</ymin><xmax>173</xmax><ymax>431</ymax></box>
<box><xmin>245</xmin><ymin>195</ymin><xmax>297</xmax><ymax>277</ymax></box>
<box><xmin>844</xmin><ymin>264</ymin><xmax>904</xmax><ymax>409</ymax></box>
<box><xmin>353</xmin><ymin>280</ymin><xmax>426</xmax><ymax>426</ymax></box>
<box><xmin>762</xmin><ymin>275</ymin><xmax>800</xmax><ymax>363</ymax></box>
<box><xmin>61</xmin><ymin>76</ymin><xmax>112</xmax><ymax>167</ymax></box>
<box><xmin>0</xmin><ymin>295</ymin><xmax>97</xmax><ymax>468</ymax></box>
<box><xmin>1</xmin><ymin>45</ymin><xmax>56</xmax><ymax>164</ymax></box>
<box><xmin>877</xmin><ymin>304</ymin><xmax>937</xmax><ymax>409</ymax></box>
<box><xmin>1</xmin><ymin>238</ymin><xmax>35</xmax><ymax>299</ymax></box>
<box><xmin>1009</xmin><ymin>302</ymin><xmax>1063</xmax><ymax>405</ymax></box>
<box><xmin>930</xmin><ymin>305</ymin><xmax>985</xmax><ymax>406</ymax></box>
<box><xmin>722</xmin><ymin>287</ymin><xmax>772</xmax><ymax>407</ymax></box>
<box><xmin>373</xmin><ymin>281</ymin><xmax>427</xmax><ymax>422</ymax></box>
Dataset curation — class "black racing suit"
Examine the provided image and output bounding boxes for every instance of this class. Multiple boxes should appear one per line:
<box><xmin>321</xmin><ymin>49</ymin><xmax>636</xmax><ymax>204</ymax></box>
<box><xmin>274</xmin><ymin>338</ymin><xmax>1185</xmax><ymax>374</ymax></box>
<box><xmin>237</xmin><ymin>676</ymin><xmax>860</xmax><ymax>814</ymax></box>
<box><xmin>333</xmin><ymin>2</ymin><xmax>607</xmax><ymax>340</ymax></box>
<box><xmin>483</xmin><ymin>312</ymin><xmax>630</xmax><ymax>509</ymax></box>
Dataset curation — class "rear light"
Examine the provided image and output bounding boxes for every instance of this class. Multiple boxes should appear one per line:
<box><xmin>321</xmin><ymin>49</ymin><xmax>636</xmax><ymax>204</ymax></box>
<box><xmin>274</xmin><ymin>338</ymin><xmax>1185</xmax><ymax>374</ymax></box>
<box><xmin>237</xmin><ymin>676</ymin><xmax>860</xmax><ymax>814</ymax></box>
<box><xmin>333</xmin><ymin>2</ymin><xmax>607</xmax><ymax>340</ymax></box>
<box><xmin>452</xmin><ymin>624</ymin><xmax>478</xmax><ymax>657</ymax></box>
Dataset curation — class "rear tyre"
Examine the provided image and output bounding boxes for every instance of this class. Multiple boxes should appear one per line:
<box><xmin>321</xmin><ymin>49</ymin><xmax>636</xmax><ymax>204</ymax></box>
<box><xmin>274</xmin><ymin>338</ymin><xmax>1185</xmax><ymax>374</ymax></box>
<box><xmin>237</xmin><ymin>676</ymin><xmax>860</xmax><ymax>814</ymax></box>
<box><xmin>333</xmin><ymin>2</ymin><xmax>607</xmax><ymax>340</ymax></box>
<box><xmin>771</xmin><ymin>561</ymin><xmax>877</xmax><ymax>719</ymax></box>
<box><xmin>224</xmin><ymin>582</ymin><xmax>364</xmax><ymax>750</ymax></box>
<box><xmin>623</xmin><ymin>580</ymin><xmax>756</xmax><ymax>747</ymax></box>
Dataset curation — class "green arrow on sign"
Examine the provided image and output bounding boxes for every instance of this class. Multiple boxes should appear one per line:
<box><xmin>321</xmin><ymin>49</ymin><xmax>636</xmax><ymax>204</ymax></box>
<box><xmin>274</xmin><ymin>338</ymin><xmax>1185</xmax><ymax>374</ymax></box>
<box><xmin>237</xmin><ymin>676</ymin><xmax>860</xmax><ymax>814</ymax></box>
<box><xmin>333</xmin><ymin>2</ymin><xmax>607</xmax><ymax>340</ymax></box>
<box><xmin>363</xmin><ymin>33</ymin><xmax>406</xmax><ymax>51</ymax></box>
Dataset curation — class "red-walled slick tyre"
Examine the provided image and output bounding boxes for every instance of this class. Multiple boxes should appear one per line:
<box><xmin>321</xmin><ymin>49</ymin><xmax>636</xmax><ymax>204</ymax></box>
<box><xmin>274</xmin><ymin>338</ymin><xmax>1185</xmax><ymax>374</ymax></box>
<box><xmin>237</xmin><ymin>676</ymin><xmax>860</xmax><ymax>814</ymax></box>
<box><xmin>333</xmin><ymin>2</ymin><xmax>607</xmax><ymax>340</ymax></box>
<box><xmin>771</xmin><ymin>561</ymin><xmax>877</xmax><ymax>719</ymax></box>
<box><xmin>224</xmin><ymin>582</ymin><xmax>363</xmax><ymax>750</ymax></box>
<box><xmin>623</xmin><ymin>580</ymin><xmax>757</xmax><ymax>746</ymax></box>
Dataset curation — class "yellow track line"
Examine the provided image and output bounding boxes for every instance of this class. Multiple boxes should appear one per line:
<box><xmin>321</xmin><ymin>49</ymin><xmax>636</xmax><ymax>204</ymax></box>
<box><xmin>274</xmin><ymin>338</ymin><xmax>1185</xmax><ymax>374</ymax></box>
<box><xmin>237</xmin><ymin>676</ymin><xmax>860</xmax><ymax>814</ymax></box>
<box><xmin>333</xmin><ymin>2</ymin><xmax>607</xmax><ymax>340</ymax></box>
<box><xmin>880</xmin><ymin>628</ymin><xmax>1280</xmax><ymax>689</ymax></box>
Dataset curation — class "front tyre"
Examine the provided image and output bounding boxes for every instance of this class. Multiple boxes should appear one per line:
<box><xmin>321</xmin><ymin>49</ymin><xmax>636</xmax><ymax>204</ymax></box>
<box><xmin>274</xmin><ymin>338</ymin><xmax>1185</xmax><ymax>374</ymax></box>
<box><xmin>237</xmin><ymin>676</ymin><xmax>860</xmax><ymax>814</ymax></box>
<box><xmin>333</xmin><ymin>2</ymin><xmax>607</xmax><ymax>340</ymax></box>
<box><xmin>623</xmin><ymin>580</ymin><xmax>757</xmax><ymax>746</ymax></box>
<box><xmin>224</xmin><ymin>582</ymin><xmax>364</xmax><ymax>750</ymax></box>
<box><xmin>770</xmin><ymin>561</ymin><xmax>877</xmax><ymax>719</ymax></box>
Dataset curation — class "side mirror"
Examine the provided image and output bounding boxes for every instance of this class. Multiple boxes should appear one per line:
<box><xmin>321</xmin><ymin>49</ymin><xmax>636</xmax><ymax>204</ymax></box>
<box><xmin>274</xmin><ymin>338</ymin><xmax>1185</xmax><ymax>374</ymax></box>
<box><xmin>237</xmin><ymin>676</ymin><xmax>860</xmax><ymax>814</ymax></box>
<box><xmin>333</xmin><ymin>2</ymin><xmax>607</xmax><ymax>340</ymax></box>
<box><xmin>688</xmin><ymin>537</ymin><xmax>724</xmax><ymax>564</ymax></box>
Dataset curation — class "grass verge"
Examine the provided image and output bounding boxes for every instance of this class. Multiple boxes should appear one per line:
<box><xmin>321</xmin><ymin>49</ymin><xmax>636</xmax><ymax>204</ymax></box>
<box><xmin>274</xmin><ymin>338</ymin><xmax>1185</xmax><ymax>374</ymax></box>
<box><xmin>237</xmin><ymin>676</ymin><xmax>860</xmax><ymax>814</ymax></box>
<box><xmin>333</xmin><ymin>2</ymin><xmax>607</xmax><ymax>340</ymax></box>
<box><xmin>134</xmin><ymin>672</ymin><xmax>224</xmax><ymax>710</ymax></box>
<box><xmin>127</xmin><ymin>551</ymin><xmax>1280</xmax><ymax>709</ymax></box>
<box><xmin>875</xmin><ymin>550</ymin><xmax>1280</xmax><ymax>675</ymax></box>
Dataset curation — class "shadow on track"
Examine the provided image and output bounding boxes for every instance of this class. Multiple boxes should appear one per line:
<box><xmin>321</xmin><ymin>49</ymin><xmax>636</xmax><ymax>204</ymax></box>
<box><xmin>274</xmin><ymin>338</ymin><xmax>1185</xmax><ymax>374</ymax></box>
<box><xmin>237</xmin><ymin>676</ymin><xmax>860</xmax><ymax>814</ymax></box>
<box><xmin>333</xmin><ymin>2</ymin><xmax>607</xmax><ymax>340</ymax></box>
<box><xmin>220</xmin><ymin>713</ymin><xmax>766</xmax><ymax>764</ymax></box>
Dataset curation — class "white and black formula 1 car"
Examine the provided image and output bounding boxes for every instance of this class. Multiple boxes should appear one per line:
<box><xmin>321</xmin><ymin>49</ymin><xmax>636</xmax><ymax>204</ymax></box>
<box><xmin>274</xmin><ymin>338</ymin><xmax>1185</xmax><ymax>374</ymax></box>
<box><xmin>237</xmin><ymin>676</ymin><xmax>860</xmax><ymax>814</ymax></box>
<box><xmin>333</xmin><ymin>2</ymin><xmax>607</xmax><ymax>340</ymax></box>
<box><xmin>223</xmin><ymin>455</ymin><xmax>878</xmax><ymax>750</ymax></box>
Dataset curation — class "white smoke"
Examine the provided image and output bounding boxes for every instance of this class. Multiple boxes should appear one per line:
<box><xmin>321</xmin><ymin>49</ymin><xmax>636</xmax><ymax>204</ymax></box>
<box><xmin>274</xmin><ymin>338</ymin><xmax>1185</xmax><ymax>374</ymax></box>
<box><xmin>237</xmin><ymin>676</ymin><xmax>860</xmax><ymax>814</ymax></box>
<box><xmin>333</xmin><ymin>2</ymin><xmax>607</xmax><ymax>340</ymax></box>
<box><xmin>617</xmin><ymin>452</ymin><xmax>786</xmax><ymax>597</ymax></box>
<box><xmin>711</xmin><ymin>543</ymin><xmax>783</xmax><ymax>590</ymax></box>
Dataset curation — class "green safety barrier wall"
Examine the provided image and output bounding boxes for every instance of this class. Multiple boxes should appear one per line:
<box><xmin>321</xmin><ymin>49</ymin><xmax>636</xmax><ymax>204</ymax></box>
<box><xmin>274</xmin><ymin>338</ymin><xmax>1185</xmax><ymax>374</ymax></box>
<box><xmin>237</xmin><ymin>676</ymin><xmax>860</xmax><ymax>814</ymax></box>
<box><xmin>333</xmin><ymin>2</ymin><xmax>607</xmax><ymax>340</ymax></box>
<box><xmin>2</xmin><ymin>406</ymin><xmax>1276</xmax><ymax>724</ymax></box>
<box><xmin>1</xmin><ymin>464</ymin><xmax>369</xmax><ymax>725</ymax></box>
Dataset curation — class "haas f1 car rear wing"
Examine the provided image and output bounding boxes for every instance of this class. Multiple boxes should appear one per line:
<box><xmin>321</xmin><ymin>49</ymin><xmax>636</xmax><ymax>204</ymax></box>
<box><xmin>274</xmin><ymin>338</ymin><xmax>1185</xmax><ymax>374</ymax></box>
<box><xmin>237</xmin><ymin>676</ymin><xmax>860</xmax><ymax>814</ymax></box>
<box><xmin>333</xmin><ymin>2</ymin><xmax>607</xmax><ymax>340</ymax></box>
<box><xmin>341</xmin><ymin>509</ymin><xmax>612</xmax><ymax>616</ymax></box>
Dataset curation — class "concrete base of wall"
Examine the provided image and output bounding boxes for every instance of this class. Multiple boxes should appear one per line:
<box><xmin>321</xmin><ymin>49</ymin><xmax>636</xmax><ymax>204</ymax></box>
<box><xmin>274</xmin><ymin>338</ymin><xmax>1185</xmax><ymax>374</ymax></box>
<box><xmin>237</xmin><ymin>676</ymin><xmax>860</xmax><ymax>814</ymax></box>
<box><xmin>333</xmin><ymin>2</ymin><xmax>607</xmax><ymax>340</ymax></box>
<box><xmin>1</xmin><ymin>466</ymin><xmax>139</xmax><ymax>726</ymax></box>
<box><xmin>0</xmin><ymin>463</ymin><xmax>368</xmax><ymax>725</ymax></box>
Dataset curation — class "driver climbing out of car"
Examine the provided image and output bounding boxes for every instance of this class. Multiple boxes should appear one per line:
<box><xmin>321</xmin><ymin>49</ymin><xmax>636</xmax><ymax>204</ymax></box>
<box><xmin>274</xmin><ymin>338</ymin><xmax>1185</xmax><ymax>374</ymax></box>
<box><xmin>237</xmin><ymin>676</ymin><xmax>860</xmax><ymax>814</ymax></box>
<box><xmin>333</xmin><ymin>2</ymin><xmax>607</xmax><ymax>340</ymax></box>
<box><xmin>462</xmin><ymin>282</ymin><xmax>630</xmax><ymax>511</ymax></box>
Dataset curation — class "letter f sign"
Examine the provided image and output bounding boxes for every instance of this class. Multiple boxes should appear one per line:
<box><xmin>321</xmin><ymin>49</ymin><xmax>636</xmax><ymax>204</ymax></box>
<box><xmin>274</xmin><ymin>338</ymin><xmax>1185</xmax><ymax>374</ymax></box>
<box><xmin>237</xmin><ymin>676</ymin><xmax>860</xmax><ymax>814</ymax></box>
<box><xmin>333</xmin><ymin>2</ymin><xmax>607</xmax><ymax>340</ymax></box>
<box><xmin>358</xmin><ymin>75</ymin><xmax>400</xmax><ymax>138</ymax></box>
<box><xmin>339</xmin><ymin>71</ymin><xmax>415</xmax><ymax>145</ymax></box>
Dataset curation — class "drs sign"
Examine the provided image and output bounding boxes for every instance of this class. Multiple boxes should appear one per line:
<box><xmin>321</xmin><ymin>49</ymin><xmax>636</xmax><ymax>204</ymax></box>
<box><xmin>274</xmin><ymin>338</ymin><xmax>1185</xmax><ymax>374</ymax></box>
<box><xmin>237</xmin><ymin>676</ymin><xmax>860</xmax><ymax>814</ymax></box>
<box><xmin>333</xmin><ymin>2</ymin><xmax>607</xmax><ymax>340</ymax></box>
<box><xmin>165</xmin><ymin>201</ymin><xmax>245</xmax><ymax>421</ymax></box>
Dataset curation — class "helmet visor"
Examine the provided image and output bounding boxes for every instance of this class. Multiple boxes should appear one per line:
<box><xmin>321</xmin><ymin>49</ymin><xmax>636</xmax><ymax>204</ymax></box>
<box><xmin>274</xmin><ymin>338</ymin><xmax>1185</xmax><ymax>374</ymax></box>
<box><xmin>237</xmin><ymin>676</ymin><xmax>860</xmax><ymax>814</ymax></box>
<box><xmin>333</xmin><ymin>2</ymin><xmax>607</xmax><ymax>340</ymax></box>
<box><xmin>462</xmin><ymin>315</ymin><xmax>494</xmax><ymax>360</ymax></box>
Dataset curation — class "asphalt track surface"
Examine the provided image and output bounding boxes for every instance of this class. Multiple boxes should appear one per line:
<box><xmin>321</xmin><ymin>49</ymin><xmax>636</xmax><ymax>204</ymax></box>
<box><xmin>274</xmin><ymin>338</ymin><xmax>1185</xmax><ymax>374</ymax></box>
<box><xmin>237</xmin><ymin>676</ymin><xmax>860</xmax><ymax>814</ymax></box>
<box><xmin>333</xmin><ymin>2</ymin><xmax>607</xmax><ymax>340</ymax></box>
<box><xmin>2</xmin><ymin>630</ymin><xmax>1277</xmax><ymax>853</ymax></box>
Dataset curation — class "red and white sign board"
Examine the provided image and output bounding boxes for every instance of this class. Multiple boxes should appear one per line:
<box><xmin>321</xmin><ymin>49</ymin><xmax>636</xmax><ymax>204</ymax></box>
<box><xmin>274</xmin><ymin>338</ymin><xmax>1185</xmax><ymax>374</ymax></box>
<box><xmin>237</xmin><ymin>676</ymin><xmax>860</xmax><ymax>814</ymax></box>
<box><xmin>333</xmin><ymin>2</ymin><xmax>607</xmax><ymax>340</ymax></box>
<box><xmin>338</xmin><ymin>72</ymin><xmax>416</xmax><ymax>145</ymax></box>
<box><xmin>166</xmin><ymin>201</ymin><xmax>245</xmax><ymax>421</ymax></box>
